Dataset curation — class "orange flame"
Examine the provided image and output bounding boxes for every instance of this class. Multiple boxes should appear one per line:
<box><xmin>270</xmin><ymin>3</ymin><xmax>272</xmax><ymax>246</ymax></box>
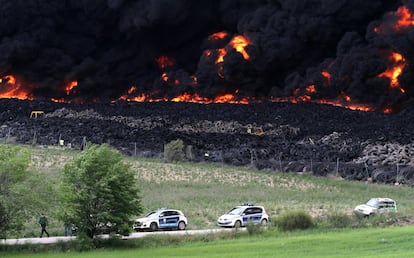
<box><xmin>271</xmin><ymin>95</ymin><xmax>375</xmax><ymax>112</ymax></box>
<box><xmin>377</xmin><ymin>51</ymin><xmax>406</xmax><ymax>92</ymax></box>
<box><xmin>214</xmin><ymin>93</ymin><xmax>236</xmax><ymax>103</ymax></box>
<box><xmin>383</xmin><ymin>107</ymin><xmax>393</xmax><ymax>113</ymax></box>
<box><xmin>293</xmin><ymin>88</ymin><xmax>300</xmax><ymax>96</ymax></box>
<box><xmin>171</xmin><ymin>93</ymin><xmax>209</xmax><ymax>103</ymax></box>
<box><xmin>65</xmin><ymin>80</ymin><xmax>78</xmax><ymax>95</ymax></box>
<box><xmin>51</xmin><ymin>98</ymin><xmax>65</xmax><ymax>103</ymax></box>
<box><xmin>215</xmin><ymin>48</ymin><xmax>226</xmax><ymax>64</ymax></box>
<box><xmin>113</xmin><ymin>89</ymin><xmax>252</xmax><ymax>105</ymax></box>
<box><xmin>117</xmin><ymin>86</ymin><xmax>137</xmax><ymax>101</ymax></box>
<box><xmin>321</xmin><ymin>71</ymin><xmax>331</xmax><ymax>85</ymax></box>
<box><xmin>393</xmin><ymin>6</ymin><xmax>414</xmax><ymax>31</ymax></box>
<box><xmin>0</xmin><ymin>75</ymin><xmax>33</xmax><ymax>100</ymax></box>
<box><xmin>161</xmin><ymin>72</ymin><xmax>169</xmax><ymax>82</ymax></box>
<box><xmin>169</xmin><ymin>91</ymin><xmax>251</xmax><ymax>104</ymax></box>
<box><xmin>115</xmin><ymin>86</ymin><xmax>147</xmax><ymax>102</ymax></box>
<box><xmin>127</xmin><ymin>86</ymin><xmax>137</xmax><ymax>94</ymax></box>
<box><xmin>0</xmin><ymin>75</ymin><xmax>16</xmax><ymax>84</ymax></box>
<box><xmin>229</xmin><ymin>35</ymin><xmax>250</xmax><ymax>60</ymax></box>
<box><xmin>155</xmin><ymin>56</ymin><xmax>175</xmax><ymax>69</ymax></box>
<box><xmin>391</xmin><ymin>52</ymin><xmax>404</xmax><ymax>62</ymax></box>
<box><xmin>214</xmin><ymin>35</ymin><xmax>251</xmax><ymax>64</ymax></box>
<box><xmin>128</xmin><ymin>93</ymin><xmax>147</xmax><ymax>102</ymax></box>
<box><xmin>317</xmin><ymin>98</ymin><xmax>374</xmax><ymax>112</ymax></box>
<box><xmin>375</xmin><ymin>5</ymin><xmax>414</xmax><ymax>33</ymax></box>
<box><xmin>306</xmin><ymin>85</ymin><xmax>316</xmax><ymax>93</ymax></box>
<box><xmin>342</xmin><ymin>93</ymin><xmax>351</xmax><ymax>102</ymax></box>
<box><xmin>112</xmin><ymin>84</ymin><xmax>388</xmax><ymax>113</ymax></box>
<box><xmin>208</xmin><ymin>31</ymin><xmax>228</xmax><ymax>41</ymax></box>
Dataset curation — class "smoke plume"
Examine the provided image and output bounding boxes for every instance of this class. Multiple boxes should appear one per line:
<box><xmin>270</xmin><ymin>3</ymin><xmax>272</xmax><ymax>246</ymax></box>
<box><xmin>2</xmin><ymin>0</ymin><xmax>413</xmax><ymax>111</ymax></box>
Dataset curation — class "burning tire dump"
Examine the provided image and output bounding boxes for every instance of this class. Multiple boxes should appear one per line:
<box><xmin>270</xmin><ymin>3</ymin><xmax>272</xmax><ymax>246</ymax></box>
<box><xmin>1</xmin><ymin>99</ymin><xmax>414</xmax><ymax>186</ymax></box>
<box><xmin>1</xmin><ymin>1</ymin><xmax>414</xmax><ymax>184</ymax></box>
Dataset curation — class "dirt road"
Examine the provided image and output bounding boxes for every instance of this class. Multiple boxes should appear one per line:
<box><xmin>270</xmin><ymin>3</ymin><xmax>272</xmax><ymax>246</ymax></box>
<box><xmin>0</xmin><ymin>228</ymin><xmax>240</xmax><ymax>245</ymax></box>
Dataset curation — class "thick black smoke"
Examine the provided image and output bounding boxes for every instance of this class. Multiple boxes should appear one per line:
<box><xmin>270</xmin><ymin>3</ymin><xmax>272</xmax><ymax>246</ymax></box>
<box><xmin>0</xmin><ymin>0</ymin><xmax>411</xmax><ymax>110</ymax></box>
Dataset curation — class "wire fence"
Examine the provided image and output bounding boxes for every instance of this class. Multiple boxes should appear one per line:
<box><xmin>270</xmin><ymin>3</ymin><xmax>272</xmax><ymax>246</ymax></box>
<box><xmin>1</xmin><ymin>126</ymin><xmax>414</xmax><ymax>186</ymax></box>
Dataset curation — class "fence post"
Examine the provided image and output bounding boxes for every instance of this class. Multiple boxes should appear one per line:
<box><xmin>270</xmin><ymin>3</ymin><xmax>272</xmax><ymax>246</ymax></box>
<box><xmin>336</xmin><ymin>157</ymin><xmax>339</xmax><ymax>177</ymax></box>
<box><xmin>6</xmin><ymin>128</ymin><xmax>11</xmax><ymax>143</ymax></box>
<box><xmin>81</xmin><ymin>136</ymin><xmax>87</xmax><ymax>150</ymax></box>
<box><xmin>279</xmin><ymin>153</ymin><xmax>282</xmax><ymax>172</ymax></box>
<box><xmin>32</xmin><ymin>131</ymin><xmax>37</xmax><ymax>145</ymax></box>
<box><xmin>396</xmin><ymin>163</ymin><xmax>400</xmax><ymax>183</ymax></box>
<box><xmin>250</xmin><ymin>149</ymin><xmax>257</xmax><ymax>168</ymax></box>
<box><xmin>310</xmin><ymin>158</ymin><xmax>313</xmax><ymax>173</ymax></box>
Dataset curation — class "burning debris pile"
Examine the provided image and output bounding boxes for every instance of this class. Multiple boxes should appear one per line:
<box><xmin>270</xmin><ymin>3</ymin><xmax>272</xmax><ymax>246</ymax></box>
<box><xmin>0</xmin><ymin>1</ymin><xmax>413</xmax><ymax>113</ymax></box>
<box><xmin>1</xmin><ymin>1</ymin><xmax>414</xmax><ymax>184</ymax></box>
<box><xmin>1</xmin><ymin>99</ymin><xmax>414</xmax><ymax>185</ymax></box>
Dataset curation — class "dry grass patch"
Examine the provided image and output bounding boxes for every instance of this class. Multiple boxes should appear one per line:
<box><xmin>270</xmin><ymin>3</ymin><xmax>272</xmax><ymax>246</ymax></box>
<box><xmin>132</xmin><ymin>160</ymin><xmax>334</xmax><ymax>192</ymax></box>
<box><xmin>131</xmin><ymin>161</ymin><xmax>276</xmax><ymax>187</ymax></box>
<box><xmin>29</xmin><ymin>146</ymin><xmax>75</xmax><ymax>170</ymax></box>
<box><xmin>274</xmin><ymin>174</ymin><xmax>333</xmax><ymax>192</ymax></box>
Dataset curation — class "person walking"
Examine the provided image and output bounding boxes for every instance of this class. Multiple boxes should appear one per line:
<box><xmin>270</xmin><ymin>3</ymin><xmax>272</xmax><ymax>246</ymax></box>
<box><xmin>38</xmin><ymin>214</ymin><xmax>50</xmax><ymax>238</ymax></box>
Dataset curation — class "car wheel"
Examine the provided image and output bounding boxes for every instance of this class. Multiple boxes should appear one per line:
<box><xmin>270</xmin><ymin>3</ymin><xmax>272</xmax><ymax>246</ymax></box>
<box><xmin>149</xmin><ymin>222</ymin><xmax>158</xmax><ymax>231</ymax></box>
<box><xmin>261</xmin><ymin>219</ymin><xmax>268</xmax><ymax>226</ymax></box>
<box><xmin>178</xmin><ymin>221</ymin><xmax>186</xmax><ymax>230</ymax></box>
<box><xmin>234</xmin><ymin>220</ymin><xmax>242</xmax><ymax>228</ymax></box>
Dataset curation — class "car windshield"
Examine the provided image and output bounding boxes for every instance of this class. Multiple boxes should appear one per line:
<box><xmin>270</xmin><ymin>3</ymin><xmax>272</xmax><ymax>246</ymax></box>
<box><xmin>227</xmin><ymin>207</ymin><xmax>244</xmax><ymax>215</ymax></box>
<box><xmin>365</xmin><ymin>199</ymin><xmax>379</xmax><ymax>208</ymax></box>
<box><xmin>144</xmin><ymin>211</ymin><xmax>158</xmax><ymax>218</ymax></box>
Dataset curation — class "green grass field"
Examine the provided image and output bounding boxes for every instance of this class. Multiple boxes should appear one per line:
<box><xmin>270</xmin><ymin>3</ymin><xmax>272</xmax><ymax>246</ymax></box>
<box><xmin>3</xmin><ymin>145</ymin><xmax>414</xmax><ymax>257</ymax></box>
<box><xmin>130</xmin><ymin>158</ymin><xmax>414</xmax><ymax>229</ymax></box>
<box><xmin>16</xmin><ymin>145</ymin><xmax>414</xmax><ymax>235</ymax></box>
<box><xmin>3</xmin><ymin>226</ymin><xmax>414</xmax><ymax>257</ymax></box>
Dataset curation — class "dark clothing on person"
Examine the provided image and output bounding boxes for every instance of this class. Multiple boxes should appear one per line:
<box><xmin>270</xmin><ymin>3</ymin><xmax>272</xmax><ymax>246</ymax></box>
<box><xmin>39</xmin><ymin>215</ymin><xmax>50</xmax><ymax>238</ymax></box>
<box><xmin>64</xmin><ymin>223</ymin><xmax>75</xmax><ymax>236</ymax></box>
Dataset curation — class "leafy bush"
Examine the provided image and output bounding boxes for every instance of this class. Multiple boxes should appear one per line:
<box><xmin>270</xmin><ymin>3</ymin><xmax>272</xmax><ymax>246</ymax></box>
<box><xmin>353</xmin><ymin>213</ymin><xmax>400</xmax><ymax>228</ymax></box>
<box><xmin>325</xmin><ymin>212</ymin><xmax>354</xmax><ymax>228</ymax></box>
<box><xmin>275</xmin><ymin>210</ymin><xmax>315</xmax><ymax>231</ymax></box>
<box><xmin>246</xmin><ymin>222</ymin><xmax>263</xmax><ymax>235</ymax></box>
<box><xmin>164</xmin><ymin>139</ymin><xmax>185</xmax><ymax>162</ymax></box>
<box><xmin>0</xmin><ymin>203</ymin><xmax>8</xmax><ymax>239</ymax></box>
<box><xmin>75</xmin><ymin>233</ymin><xmax>96</xmax><ymax>251</ymax></box>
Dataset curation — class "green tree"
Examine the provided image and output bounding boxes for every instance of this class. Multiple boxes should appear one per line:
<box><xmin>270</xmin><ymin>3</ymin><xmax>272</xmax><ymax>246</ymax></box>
<box><xmin>60</xmin><ymin>144</ymin><xmax>142</xmax><ymax>238</ymax></box>
<box><xmin>164</xmin><ymin>139</ymin><xmax>185</xmax><ymax>162</ymax></box>
<box><xmin>0</xmin><ymin>144</ymin><xmax>31</xmax><ymax>238</ymax></box>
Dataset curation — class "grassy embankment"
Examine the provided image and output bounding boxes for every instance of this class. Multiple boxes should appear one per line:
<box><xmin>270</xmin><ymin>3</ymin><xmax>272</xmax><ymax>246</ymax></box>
<box><xmin>132</xmin><ymin>159</ymin><xmax>414</xmax><ymax>229</ymax></box>
<box><xmin>3</xmin><ymin>145</ymin><xmax>414</xmax><ymax>257</ymax></box>
<box><xmin>3</xmin><ymin>226</ymin><xmax>414</xmax><ymax>257</ymax></box>
<box><xmin>21</xmin><ymin>145</ymin><xmax>414</xmax><ymax>233</ymax></box>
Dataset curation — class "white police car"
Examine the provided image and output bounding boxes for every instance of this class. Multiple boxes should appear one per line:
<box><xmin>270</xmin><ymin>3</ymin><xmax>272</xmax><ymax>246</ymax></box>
<box><xmin>217</xmin><ymin>203</ymin><xmax>269</xmax><ymax>228</ymax></box>
<box><xmin>133</xmin><ymin>208</ymin><xmax>187</xmax><ymax>231</ymax></box>
<box><xmin>353</xmin><ymin>198</ymin><xmax>397</xmax><ymax>217</ymax></box>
